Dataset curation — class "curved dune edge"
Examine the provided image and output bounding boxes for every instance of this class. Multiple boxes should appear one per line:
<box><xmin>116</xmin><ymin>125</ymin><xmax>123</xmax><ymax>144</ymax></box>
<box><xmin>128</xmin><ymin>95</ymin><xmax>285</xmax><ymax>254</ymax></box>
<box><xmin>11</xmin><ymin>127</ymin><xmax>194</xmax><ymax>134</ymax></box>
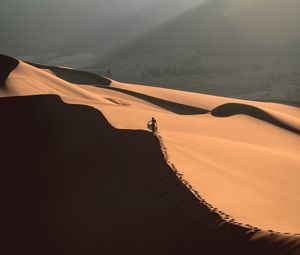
<box><xmin>26</xmin><ymin>61</ymin><xmax>112</xmax><ymax>86</ymax></box>
<box><xmin>0</xmin><ymin>54</ymin><xmax>19</xmax><ymax>85</ymax></box>
<box><xmin>0</xmin><ymin>94</ymin><xmax>299</xmax><ymax>255</ymax></box>
<box><xmin>211</xmin><ymin>103</ymin><xmax>300</xmax><ymax>135</ymax></box>
<box><xmin>1</xmin><ymin>55</ymin><xmax>300</xmax><ymax>235</ymax></box>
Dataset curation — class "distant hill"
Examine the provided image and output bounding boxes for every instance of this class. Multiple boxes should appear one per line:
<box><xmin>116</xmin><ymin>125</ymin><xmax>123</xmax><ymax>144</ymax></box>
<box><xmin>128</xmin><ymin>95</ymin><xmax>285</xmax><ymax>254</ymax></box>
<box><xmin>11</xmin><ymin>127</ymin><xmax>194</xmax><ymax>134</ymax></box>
<box><xmin>110</xmin><ymin>0</ymin><xmax>300</xmax><ymax>58</ymax></box>
<box><xmin>86</xmin><ymin>0</ymin><xmax>300</xmax><ymax>103</ymax></box>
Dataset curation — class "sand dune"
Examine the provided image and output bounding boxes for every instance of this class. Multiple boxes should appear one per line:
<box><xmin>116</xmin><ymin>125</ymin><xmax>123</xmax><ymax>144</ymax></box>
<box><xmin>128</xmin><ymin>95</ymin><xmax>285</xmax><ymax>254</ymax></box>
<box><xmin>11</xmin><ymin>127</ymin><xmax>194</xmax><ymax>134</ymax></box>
<box><xmin>104</xmin><ymin>86</ymin><xmax>209</xmax><ymax>115</ymax></box>
<box><xmin>211</xmin><ymin>103</ymin><xmax>300</xmax><ymax>135</ymax></box>
<box><xmin>1</xmin><ymin>54</ymin><xmax>300</xmax><ymax>254</ymax></box>
<box><xmin>0</xmin><ymin>54</ymin><xmax>18</xmax><ymax>86</ymax></box>
<box><xmin>1</xmin><ymin>94</ymin><xmax>299</xmax><ymax>255</ymax></box>
<box><xmin>27</xmin><ymin>62</ymin><xmax>111</xmax><ymax>86</ymax></box>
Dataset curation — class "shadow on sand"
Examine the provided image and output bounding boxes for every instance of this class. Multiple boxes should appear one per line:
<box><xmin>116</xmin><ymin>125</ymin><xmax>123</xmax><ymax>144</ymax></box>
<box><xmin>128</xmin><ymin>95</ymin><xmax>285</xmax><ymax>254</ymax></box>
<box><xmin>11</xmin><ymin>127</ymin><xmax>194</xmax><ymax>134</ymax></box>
<box><xmin>0</xmin><ymin>54</ymin><xmax>19</xmax><ymax>86</ymax></box>
<box><xmin>211</xmin><ymin>103</ymin><xmax>300</xmax><ymax>135</ymax></box>
<box><xmin>105</xmin><ymin>86</ymin><xmax>209</xmax><ymax>115</ymax></box>
<box><xmin>27</xmin><ymin>62</ymin><xmax>112</xmax><ymax>86</ymax></box>
<box><xmin>25</xmin><ymin>60</ymin><xmax>208</xmax><ymax>115</ymax></box>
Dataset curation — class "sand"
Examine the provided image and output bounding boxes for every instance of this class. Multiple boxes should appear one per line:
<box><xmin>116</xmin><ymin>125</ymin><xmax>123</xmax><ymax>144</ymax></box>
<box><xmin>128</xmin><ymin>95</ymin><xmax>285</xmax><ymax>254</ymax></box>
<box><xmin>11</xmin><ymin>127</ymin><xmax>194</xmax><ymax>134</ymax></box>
<box><xmin>0</xmin><ymin>54</ymin><xmax>299</xmax><ymax>254</ymax></box>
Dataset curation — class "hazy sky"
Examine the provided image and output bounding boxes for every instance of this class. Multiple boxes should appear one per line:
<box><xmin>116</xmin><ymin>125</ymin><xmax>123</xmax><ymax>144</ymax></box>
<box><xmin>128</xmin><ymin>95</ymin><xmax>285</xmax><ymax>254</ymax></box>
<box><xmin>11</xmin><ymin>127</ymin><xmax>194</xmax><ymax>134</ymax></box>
<box><xmin>223</xmin><ymin>0</ymin><xmax>300</xmax><ymax>45</ymax></box>
<box><xmin>1</xmin><ymin>0</ymin><xmax>299</xmax><ymax>57</ymax></box>
<box><xmin>0</xmin><ymin>0</ymin><xmax>207</xmax><ymax>56</ymax></box>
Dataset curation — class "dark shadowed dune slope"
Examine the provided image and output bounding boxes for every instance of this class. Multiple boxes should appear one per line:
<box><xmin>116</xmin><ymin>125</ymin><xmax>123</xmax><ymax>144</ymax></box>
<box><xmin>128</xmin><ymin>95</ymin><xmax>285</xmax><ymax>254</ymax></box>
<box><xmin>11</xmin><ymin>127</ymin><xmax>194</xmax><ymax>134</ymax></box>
<box><xmin>0</xmin><ymin>95</ymin><xmax>299</xmax><ymax>255</ymax></box>
<box><xmin>0</xmin><ymin>54</ymin><xmax>19</xmax><ymax>86</ymax></box>
<box><xmin>27</xmin><ymin>61</ymin><xmax>111</xmax><ymax>86</ymax></box>
<box><xmin>211</xmin><ymin>103</ymin><xmax>300</xmax><ymax>135</ymax></box>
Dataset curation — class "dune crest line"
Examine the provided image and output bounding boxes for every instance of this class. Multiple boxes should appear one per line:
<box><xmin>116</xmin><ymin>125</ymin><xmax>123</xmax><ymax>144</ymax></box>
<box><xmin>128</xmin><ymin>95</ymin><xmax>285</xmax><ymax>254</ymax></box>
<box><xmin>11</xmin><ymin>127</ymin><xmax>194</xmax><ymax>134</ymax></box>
<box><xmin>211</xmin><ymin>103</ymin><xmax>300</xmax><ymax>135</ymax></box>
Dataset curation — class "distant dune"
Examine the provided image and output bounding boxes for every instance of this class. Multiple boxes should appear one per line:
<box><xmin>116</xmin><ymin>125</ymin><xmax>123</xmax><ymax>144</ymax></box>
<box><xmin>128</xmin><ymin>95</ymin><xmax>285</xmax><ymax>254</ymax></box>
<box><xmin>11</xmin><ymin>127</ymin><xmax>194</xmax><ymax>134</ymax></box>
<box><xmin>27</xmin><ymin>61</ymin><xmax>111</xmax><ymax>86</ymax></box>
<box><xmin>0</xmin><ymin>54</ymin><xmax>299</xmax><ymax>254</ymax></box>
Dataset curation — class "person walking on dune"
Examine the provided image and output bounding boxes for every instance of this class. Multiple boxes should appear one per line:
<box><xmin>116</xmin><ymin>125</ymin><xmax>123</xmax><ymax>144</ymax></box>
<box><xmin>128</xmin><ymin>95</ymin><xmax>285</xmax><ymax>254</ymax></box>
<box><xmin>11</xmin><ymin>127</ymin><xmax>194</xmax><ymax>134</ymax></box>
<box><xmin>148</xmin><ymin>117</ymin><xmax>158</xmax><ymax>133</ymax></box>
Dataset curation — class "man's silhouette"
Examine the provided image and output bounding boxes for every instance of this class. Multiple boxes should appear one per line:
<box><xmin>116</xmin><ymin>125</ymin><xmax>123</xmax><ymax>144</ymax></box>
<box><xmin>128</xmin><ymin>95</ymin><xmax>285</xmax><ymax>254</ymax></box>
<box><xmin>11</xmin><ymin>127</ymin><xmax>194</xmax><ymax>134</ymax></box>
<box><xmin>147</xmin><ymin>117</ymin><xmax>158</xmax><ymax>133</ymax></box>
